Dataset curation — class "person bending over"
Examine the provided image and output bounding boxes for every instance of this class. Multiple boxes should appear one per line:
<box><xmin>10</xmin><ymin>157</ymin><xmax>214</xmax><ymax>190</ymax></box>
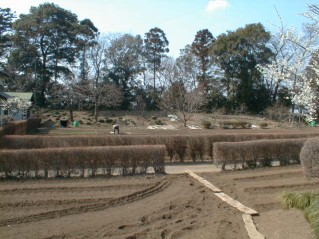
<box><xmin>113</xmin><ymin>124</ymin><xmax>120</xmax><ymax>134</ymax></box>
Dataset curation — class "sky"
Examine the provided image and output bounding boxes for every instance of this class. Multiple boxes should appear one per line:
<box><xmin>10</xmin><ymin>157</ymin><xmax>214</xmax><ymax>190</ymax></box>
<box><xmin>0</xmin><ymin>0</ymin><xmax>317</xmax><ymax>58</ymax></box>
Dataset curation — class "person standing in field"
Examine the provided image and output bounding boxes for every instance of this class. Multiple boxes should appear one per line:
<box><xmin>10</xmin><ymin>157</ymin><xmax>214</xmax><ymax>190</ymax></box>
<box><xmin>113</xmin><ymin>123</ymin><xmax>120</xmax><ymax>134</ymax></box>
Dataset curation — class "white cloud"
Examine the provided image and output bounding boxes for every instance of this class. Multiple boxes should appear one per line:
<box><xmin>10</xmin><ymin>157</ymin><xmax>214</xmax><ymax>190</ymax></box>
<box><xmin>206</xmin><ymin>0</ymin><xmax>230</xmax><ymax>13</ymax></box>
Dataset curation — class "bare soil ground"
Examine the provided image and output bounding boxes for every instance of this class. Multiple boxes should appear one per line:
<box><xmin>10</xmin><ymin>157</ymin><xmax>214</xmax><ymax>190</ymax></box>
<box><xmin>201</xmin><ymin>165</ymin><xmax>319</xmax><ymax>239</ymax></box>
<box><xmin>0</xmin><ymin>165</ymin><xmax>318</xmax><ymax>239</ymax></box>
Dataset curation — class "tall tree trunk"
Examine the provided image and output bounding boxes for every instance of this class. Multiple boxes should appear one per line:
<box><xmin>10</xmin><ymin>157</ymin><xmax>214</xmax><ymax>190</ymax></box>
<box><xmin>94</xmin><ymin>100</ymin><xmax>98</xmax><ymax>122</ymax></box>
<box><xmin>272</xmin><ymin>82</ymin><xmax>280</xmax><ymax>104</ymax></box>
<box><xmin>153</xmin><ymin>62</ymin><xmax>156</xmax><ymax>92</ymax></box>
<box><xmin>69</xmin><ymin>101</ymin><xmax>74</xmax><ymax>122</ymax></box>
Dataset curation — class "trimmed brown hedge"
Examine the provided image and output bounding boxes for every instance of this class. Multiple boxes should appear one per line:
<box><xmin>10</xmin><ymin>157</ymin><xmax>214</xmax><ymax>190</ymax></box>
<box><xmin>300</xmin><ymin>137</ymin><xmax>319</xmax><ymax>178</ymax></box>
<box><xmin>1</xmin><ymin>134</ymin><xmax>220</xmax><ymax>162</ymax></box>
<box><xmin>0</xmin><ymin>118</ymin><xmax>41</xmax><ymax>136</ymax></box>
<box><xmin>2</xmin><ymin>132</ymin><xmax>319</xmax><ymax>163</ymax></box>
<box><xmin>213</xmin><ymin>138</ymin><xmax>306</xmax><ymax>170</ymax></box>
<box><xmin>0</xmin><ymin>145</ymin><xmax>166</xmax><ymax>179</ymax></box>
<box><xmin>26</xmin><ymin>118</ymin><xmax>42</xmax><ymax>133</ymax></box>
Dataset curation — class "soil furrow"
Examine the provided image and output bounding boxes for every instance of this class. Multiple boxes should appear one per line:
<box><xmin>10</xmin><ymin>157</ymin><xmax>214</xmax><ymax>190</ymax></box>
<box><xmin>0</xmin><ymin>183</ymin><xmax>153</xmax><ymax>194</ymax></box>
<box><xmin>244</xmin><ymin>181</ymin><xmax>319</xmax><ymax>193</ymax></box>
<box><xmin>0</xmin><ymin>180</ymin><xmax>170</xmax><ymax>227</ymax></box>
<box><xmin>233</xmin><ymin>171</ymin><xmax>303</xmax><ymax>181</ymax></box>
<box><xmin>0</xmin><ymin>197</ymin><xmax>113</xmax><ymax>208</ymax></box>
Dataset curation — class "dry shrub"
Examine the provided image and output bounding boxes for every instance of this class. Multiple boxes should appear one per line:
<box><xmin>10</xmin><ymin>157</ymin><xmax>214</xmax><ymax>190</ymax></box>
<box><xmin>204</xmin><ymin>134</ymin><xmax>236</xmax><ymax>161</ymax></box>
<box><xmin>0</xmin><ymin>145</ymin><xmax>166</xmax><ymax>178</ymax></box>
<box><xmin>300</xmin><ymin>137</ymin><xmax>319</xmax><ymax>178</ymax></box>
<box><xmin>204</xmin><ymin>136</ymin><xmax>214</xmax><ymax>160</ymax></box>
<box><xmin>149</xmin><ymin>146</ymin><xmax>166</xmax><ymax>173</ymax></box>
<box><xmin>164</xmin><ymin>137</ymin><xmax>175</xmax><ymax>162</ymax></box>
<box><xmin>188</xmin><ymin>136</ymin><xmax>205</xmax><ymax>161</ymax></box>
<box><xmin>26</xmin><ymin>118</ymin><xmax>42</xmax><ymax>133</ymax></box>
<box><xmin>3</xmin><ymin>121</ymin><xmax>26</xmax><ymax>135</ymax></box>
<box><xmin>0</xmin><ymin>149</ymin><xmax>39</xmax><ymax>178</ymax></box>
<box><xmin>0</xmin><ymin>118</ymin><xmax>41</xmax><ymax>137</ymax></box>
<box><xmin>213</xmin><ymin>142</ymin><xmax>239</xmax><ymax>170</ymax></box>
<box><xmin>213</xmin><ymin>138</ymin><xmax>306</xmax><ymax>170</ymax></box>
<box><xmin>172</xmin><ymin>136</ymin><xmax>188</xmax><ymax>162</ymax></box>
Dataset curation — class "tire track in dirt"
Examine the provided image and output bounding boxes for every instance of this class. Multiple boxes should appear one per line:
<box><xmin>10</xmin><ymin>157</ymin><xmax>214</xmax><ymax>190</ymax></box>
<box><xmin>0</xmin><ymin>183</ymin><xmax>153</xmax><ymax>194</ymax></box>
<box><xmin>0</xmin><ymin>180</ymin><xmax>170</xmax><ymax>227</ymax></box>
<box><xmin>0</xmin><ymin>197</ymin><xmax>113</xmax><ymax>209</ymax></box>
<box><xmin>90</xmin><ymin>186</ymin><xmax>216</xmax><ymax>239</ymax></box>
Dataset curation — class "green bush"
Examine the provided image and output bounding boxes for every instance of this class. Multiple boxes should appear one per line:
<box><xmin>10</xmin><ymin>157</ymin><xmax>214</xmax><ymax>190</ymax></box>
<box><xmin>281</xmin><ymin>192</ymin><xmax>318</xmax><ymax>210</ymax></box>
<box><xmin>300</xmin><ymin>137</ymin><xmax>319</xmax><ymax>178</ymax></box>
<box><xmin>305</xmin><ymin>200</ymin><xmax>319</xmax><ymax>238</ymax></box>
<box><xmin>201</xmin><ymin>120</ymin><xmax>212</xmax><ymax>129</ymax></box>
<box><xmin>281</xmin><ymin>192</ymin><xmax>319</xmax><ymax>238</ymax></box>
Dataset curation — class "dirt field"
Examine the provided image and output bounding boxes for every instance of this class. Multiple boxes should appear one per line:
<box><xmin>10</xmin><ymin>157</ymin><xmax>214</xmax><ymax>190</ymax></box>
<box><xmin>0</xmin><ymin>165</ymin><xmax>318</xmax><ymax>239</ymax></box>
<box><xmin>201</xmin><ymin>165</ymin><xmax>319</xmax><ymax>239</ymax></box>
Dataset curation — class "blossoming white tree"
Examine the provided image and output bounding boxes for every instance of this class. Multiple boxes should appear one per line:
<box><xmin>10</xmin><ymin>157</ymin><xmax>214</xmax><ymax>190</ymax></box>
<box><xmin>258</xmin><ymin>4</ymin><xmax>319</xmax><ymax>122</ymax></box>
<box><xmin>0</xmin><ymin>97</ymin><xmax>32</xmax><ymax>123</ymax></box>
<box><xmin>294</xmin><ymin>4</ymin><xmax>319</xmax><ymax>120</ymax></box>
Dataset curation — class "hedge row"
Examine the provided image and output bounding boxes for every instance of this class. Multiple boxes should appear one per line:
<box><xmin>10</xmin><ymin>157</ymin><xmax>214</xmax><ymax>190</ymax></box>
<box><xmin>300</xmin><ymin>137</ymin><xmax>319</xmax><ymax>178</ymax></box>
<box><xmin>0</xmin><ymin>118</ymin><xmax>41</xmax><ymax>136</ymax></box>
<box><xmin>0</xmin><ymin>145</ymin><xmax>166</xmax><ymax>179</ymax></box>
<box><xmin>213</xmin><ymin>138</ymin><xmax>306</xmax><ymax>170</ymax></box>
<box><xmin>2</xmin><ymin>132</ymin><xmax>319</xmax><ymax>162</ymax></box>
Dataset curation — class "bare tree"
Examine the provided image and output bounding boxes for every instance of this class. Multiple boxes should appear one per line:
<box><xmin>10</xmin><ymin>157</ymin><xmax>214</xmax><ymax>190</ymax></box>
<box><xmin>81</xmin><ymin>83</ymin><xmax>123</xmax><ymax>121</ymax></box>
<box><xmin>76</xmin><ymin>37</ymin><xmax>123</xmax><ymax>121</ymax></box>
<box><xmin>160</xmin><ymin>81</ymin><xmax>205</xmax><ymax>127</ymax></box>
